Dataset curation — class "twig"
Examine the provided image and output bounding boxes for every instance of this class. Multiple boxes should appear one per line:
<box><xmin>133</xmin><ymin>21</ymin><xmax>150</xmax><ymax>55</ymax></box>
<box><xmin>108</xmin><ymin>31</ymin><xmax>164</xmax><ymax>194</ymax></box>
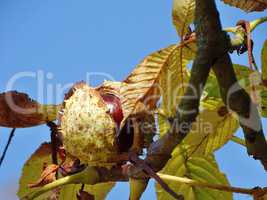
<box><xmin>158</xmin><ymin>173</ymin><xmax>267</xmax><ymax>196</ymax></box>
<box><xmin>231</xmin><ymin>136</ymin><xmax>267</xmax><ymax>148</ymax></box>
<box><xmin>47</xmin><ymin>121</ymin><xmax>59</xmax><ymax>165</ymax></box>
<box><xmin>129</xmin><ymin>153</ymin><xmax>183</xmax><ymax>200</ymax></box>
<box><xmin>250</xmin><ymin>16</ymin><xmax>267</xmax><ymax>32</ymax></box>
<box><xmin>0</xmin><ymin>128</ymin><xmax>16</xmax><ymax>167</ymax></box>
<box><xmin>137</xmin><ymin>0</ymin><xmax>229</xmax><ymax>174</ymax></box>
<box><xmin>21</xmin><ymin>166</ymin><xmax>100</xmax><ymax>200</ymax></box>
<box><xmin>180</xmin><ymin>17</ymin><xmax>267</xmax><ymax>51</ymax></box>
<box><xmin>21</xmin><ymin>166</ymin><xmax>267</xmax><ymax>200</ymax></box>
<box><xmin>231</xmin><ymin>136</ymin><xmax>246</xmax><ymax>147</ymax></box>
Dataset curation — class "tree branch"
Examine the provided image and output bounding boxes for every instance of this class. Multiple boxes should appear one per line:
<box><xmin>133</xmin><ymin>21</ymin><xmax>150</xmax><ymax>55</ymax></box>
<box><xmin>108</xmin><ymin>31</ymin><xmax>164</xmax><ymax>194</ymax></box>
<box><xmin>128</xmin><ymin>0</ymin><xmax>229</xmax><ymax>175</ymax></box>
<box><xmin>20</xmin><ymin>4</ymin><xmax>267</xmax><ymax>200</ymax></box>
<box><xmin>21</xmin><ymin>166</ymin><xmax>267</xmax><ymax>200</ymax></box>
<box><xmin>212</xmin><ymin>52</ymin><xmax>267</xmax><ymax>170</ymax></box>
<box><xmin>128</xmin><ymin>0</ymin><xmax>267</xmax><ymax>175</ymax></box>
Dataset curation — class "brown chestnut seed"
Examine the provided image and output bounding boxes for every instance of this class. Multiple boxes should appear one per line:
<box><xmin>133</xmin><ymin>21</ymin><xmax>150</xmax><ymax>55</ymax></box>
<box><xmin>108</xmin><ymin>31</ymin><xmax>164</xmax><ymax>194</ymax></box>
<box><xmin>101</xmin><ymin>93</ymin><xmax>123</xmax><ymax>128</ymax></box>
<box><xmin>101</xmin><ymin>93</ymin><xmax>134</xmax><ymax>153</ymax></box>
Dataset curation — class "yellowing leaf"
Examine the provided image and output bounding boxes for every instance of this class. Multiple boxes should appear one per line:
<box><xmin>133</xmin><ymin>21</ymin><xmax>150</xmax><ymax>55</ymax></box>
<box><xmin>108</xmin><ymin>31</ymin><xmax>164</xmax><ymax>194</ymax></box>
<box><xmin>129</xmin><ymin>178</ymin><xmax>148</xmax><ymax>200</ymax></box>
<box><xmin>155</xmin><ymin>145</ymin><xmax>232</xmax><ymax>200</ymax></box>
<box><xmin>0</xmin><ymin>91</ymin><xmax>59</xmax><ymax>128</ymax></box>
<box><xmin>120</xmin><ymin>45</ymin><xmax>176</xmax><ymax>127</ymax></box>
<box><xmin>184</xmin><ymin>98</ymin><xmax>239</xmax><ymax>156</ymax></box>
<box><xmin>120</xmin><ymin>44</ymin><xmax>194</xmax><ymax>127</ymax></box>
<box><xmin>157</xmin><ymin>98</ymin><xmax>239</xmax><ymax>156</ymax></box>
<box><xmin>172</xmin><ymin>0</ymin><xmax>195</xmax><ymax>36</ymax></box>
<box><xmin>59</xmin><ymin>182</ymin><xmax>115</xmax><ymax>200</ymax></box>
<box><xmin>17</xmin><ymin>143</ymin><xmax>115</xmax><ymax>200</ymax></box>
<box><xmin>28</xmin><ymin>164</ymin><xmax>59</xmax><ymax>188</ymax></box>
<box><xmin>221</xmin><ymin>0</ymin><xmax>267</xmax><ymax>12</ymax></box>
<box><xmin>160</xmin><ymin>50</ymin><xmax>190</xmax><ymax>117</ymax></box>
<box><xmin>17</xmin><ymin>143</ymin><xmax>56</xmax><ymax>199</ymax></box>
<box><xmin>262</xmin><ymin>40</ymin><xmax>267</xmax><ymax>83</ymax></box>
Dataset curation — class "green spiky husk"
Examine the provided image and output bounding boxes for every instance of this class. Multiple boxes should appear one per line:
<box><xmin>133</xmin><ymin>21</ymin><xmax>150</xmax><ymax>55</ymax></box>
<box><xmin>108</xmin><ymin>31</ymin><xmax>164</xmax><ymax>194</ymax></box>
<box><xmin>60</xmin><ymin>84</ymin><xmax>119</xmax><ymax>166</ymax></box>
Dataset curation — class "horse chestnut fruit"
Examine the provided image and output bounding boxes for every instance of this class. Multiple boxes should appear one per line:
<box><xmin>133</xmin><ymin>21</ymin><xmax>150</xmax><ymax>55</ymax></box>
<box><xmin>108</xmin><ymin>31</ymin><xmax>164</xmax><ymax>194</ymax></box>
<box><xmin>60</xmin><ymin>83</ymin><xmax>119</xmax><ymax>166</ymax></box>
<box><xmin>59</xmin><ymin>82</ymin><xmax>134</xmax><ymax>166</ymax></box>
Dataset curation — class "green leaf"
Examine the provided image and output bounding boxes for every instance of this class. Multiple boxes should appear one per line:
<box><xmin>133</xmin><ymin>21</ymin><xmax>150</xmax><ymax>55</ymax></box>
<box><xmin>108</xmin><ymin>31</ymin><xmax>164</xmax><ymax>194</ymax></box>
<box><xmin>205</xmin><ymin>64</ymin><xmax>267</xmax><ymax>117</ymax></box>
<box><xmin>59</xmin><ymin>182</ymin><xmax>115</xmax><ymax>200</ymax></box>
<box><xmin>17</xmin><ymin>143</ymin><xmax>57</xmax><ymax>199</ymax></box>
<box><xmin>129</xmin><ymin>178</ymin><xmax>148</xmax><ymax>200</ymax></box>
<box><xmin>233</xmin><ymin>64</ymin><xmax>267</xmax><ymax>117</ymax></box>
<box><xmin>155</xmin><ymin>145</ymin><xmax>232</xmax><ymax>200</ymax></box>
<box><xmin>17</xmin><ymin>143</ymin><xmax>115</xmax><ymax>200</ymax></box>
<box><xmin>262</xmin><ymin>40</ymin><xmax>267</xmax><ymax>83</ymax></box>
<box><xmin>204</xmin><ymin>72</ymin><xmax>221</xmax><ymax>99</ymax></box>
<box><xmin>158</xmin><ymin>97</ymin><xmax>239</xmax><ymax>156</ymax></box>
<box><xmin>172</xmin><ymin>0</ymin><xmax>195</xmax><ymax>36</ymax></box>
<box><xmin>261</xmin><ymin>90</ymin><xmax>267</xmax><ymax>117</ymax></box>
<box><xmin>184</xmin><ymin>98</ymin><xmax>239</xmax><ymax>156</ymax></box>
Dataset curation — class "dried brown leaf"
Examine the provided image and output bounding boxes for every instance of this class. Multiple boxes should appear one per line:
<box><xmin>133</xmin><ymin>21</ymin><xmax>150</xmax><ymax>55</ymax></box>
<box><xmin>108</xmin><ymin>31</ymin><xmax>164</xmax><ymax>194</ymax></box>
<box><xmin>222</xmin><ymin>0</ymin><xmax>267</xmax><ymax>12</ymax></box>
<box><xmin>0</xmin><ymin>91</ymin><xmax>58</xmax><ymax>128</ymax></box>
<box><xmin>18</xmin><ymin>143</ymin><xmax>54</xmax><ymax>199</ymax></box>
<box><xmin>17</xmin><ymin>143</ymin><xmax>77</xmax><ymax>199</ymax></box>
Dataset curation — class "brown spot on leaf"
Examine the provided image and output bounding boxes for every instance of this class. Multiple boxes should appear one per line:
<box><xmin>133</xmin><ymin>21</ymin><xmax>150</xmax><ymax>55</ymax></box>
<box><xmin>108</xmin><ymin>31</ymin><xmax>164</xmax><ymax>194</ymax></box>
<box><xmin>28</xmin><ymin>164</ymin><xmax>59</xmax><ymax>188</ymax></box>
<box><xmin>217</xmin><ymin>106</ymin><xmax>228</xmax><ymax>116</ymax></box>
<box><xmin>77</xmin><ymin>191</ymin><xmax>95</xmax><ymax>200</ymax></box>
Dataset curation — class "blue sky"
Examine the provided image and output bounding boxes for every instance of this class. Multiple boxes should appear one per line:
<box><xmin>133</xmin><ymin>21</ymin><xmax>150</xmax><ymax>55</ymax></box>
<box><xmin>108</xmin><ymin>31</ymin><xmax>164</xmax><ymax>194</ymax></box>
<box><xmin>0</xmin><ymin>0</ymin><xmax>266</xmax><ymax>199</ymax></box>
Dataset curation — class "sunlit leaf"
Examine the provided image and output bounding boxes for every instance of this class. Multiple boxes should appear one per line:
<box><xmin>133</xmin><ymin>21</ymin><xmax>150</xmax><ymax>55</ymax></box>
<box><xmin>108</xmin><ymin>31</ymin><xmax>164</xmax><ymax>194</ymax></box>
<box><xmin>233</xmin><ymin>64</ymin><xmax>267</xmax><ymax>117</ymax></box>
<box><xmin>120</xmin><ymin>45</ymin><xmax>176</xmax><ymax>127</ymax></box>
<box><xmin>17</xmin><ymin>143</ymin><xmax>115</xmax><ymax>200</ymax></box>
<box><xmin>0</xmin><ymin>91</ymin><xmax>59</xmax><ymax>128</ymax></box>
<box><xmin>204</xmin><ymin>72</ymin><xmax>221</xmax><ymax>99</ymax></box>
<box><xmin>157</xmin><ymin>97</ymin><xmax>239</xmax><ymax>156</ymax></box>
<box><xmin>221</xmin><ymin>0</ymin><xmax>267</xmax><ymax>12</ymax></box>
<box><xmin>120</xmin><ymin>44</ymin><xmax>194</xmax><ymax>127</ymax></box>
<box><xmin>160</xmin><ymin>50</ymin><xmax>190</xmax><ymax>117</ymax></box>
<box><xmin>59</xmin><ymin>182</ymin><xmax>115</xmax><ymax>200</ymax></box>
<box><xmin>28</xmin><ymin>164</ymin><xmax>59</xmax><ymax>188</ymax></box>
<box><xmin>205</xmin><ymin>64</ymin><xmax>267</xmax><ymax>117</ymax></box>
<box><xmin>262</xmin><ymin>40</ymin><xmax>267</xmax><ymax>83</ymax></box>
<box><xmin>155</xmin><ymin>145</ymin><xmax>232</xmax><ymax>200</ymax></box>
<box><xmin>129</xmin><ymin>178</ymin><xmax>148</xmax><ymax>200</ymax></box>
<box><xmin>184</xmin><ymin>98</ymin><xmax>239</xmax><ymax>156</ymax></box>
<box><xmin>172</xmin><ymin>0</ymin><xmax>195</xmax><ymax>36</ymax></box>
<box><xmin>17</xmin><ymin>143</ymin><xmax>56</xmax><ymax>199</ymax></box>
